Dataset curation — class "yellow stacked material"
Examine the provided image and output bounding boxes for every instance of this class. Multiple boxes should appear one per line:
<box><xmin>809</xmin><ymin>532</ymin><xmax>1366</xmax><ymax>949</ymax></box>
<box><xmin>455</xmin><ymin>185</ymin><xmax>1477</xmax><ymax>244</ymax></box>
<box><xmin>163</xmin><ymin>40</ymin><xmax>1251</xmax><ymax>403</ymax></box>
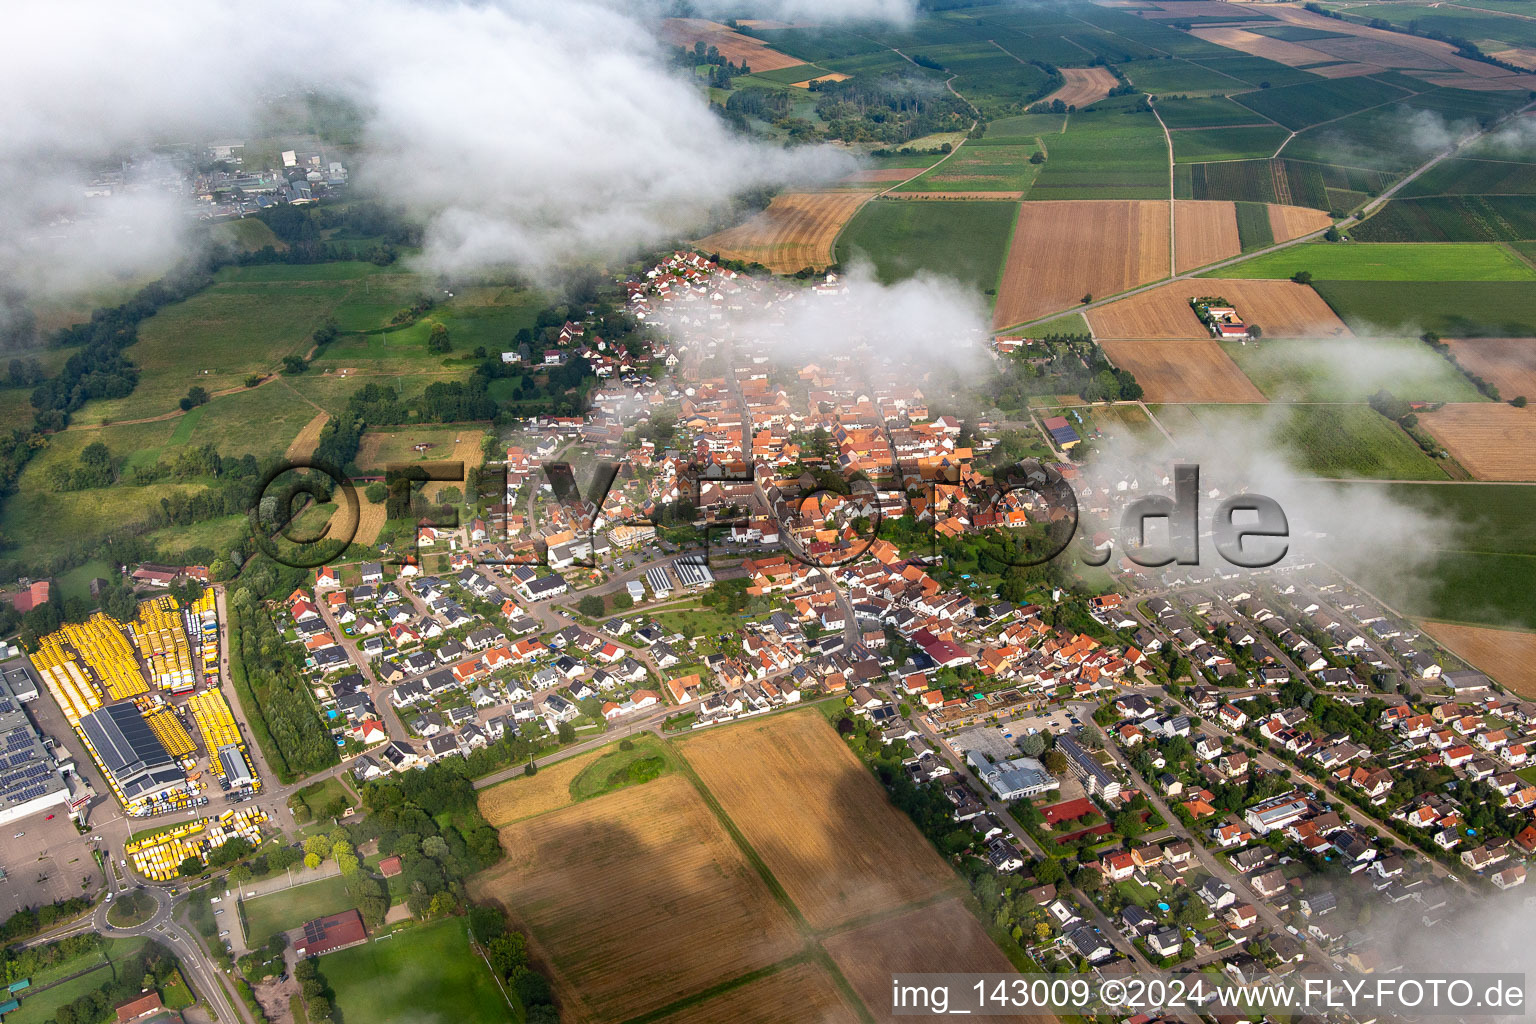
<box><xmin>187</xmin><ymin>689</ymin><xmax>242</xmax><ymax>754</ymax></box>
<box><xmin>126</xmin><ymin>807</ymin><xmax>268</xmax><ymax>881</ymax></box>
<box><xmin>139</xmin><ymin>702</ymin><xmax>197</xmax><ymax>759</ymax></box>
<box><xmin>32</xmin><ymin>640</ymin><xmax>101</xmax><ymax>723</ymax></box>
<box><xmin>61</xmin><ymin>614</ymin><xmax>148</xmax><ymax>700</ymax></box>
<box><xmin>132</xmin><ymin>597</ymin><xmax>194</xmax><ymax>691</ymax></box>
<box><xmin>191</xmin><ymin>589</ymin><xmax>216</xmax><ymax>615</ymax></box>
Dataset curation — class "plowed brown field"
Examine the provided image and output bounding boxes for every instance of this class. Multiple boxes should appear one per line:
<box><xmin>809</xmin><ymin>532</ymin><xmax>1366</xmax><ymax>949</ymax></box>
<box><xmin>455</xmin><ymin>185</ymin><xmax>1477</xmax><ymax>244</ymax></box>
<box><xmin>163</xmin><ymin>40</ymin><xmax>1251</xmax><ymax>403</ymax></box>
<box><xmin>823</xmin><ymin>899</ymin><xmax>1052</xmax><ymax>1024</ymax></box>
<box><xmin>659</xmin><ymin>18</ymin><xmax>803</xmax><ymax>71</ymax></box>
<box><xmin>1040</xmin><ymin>67</ymin><xmax>1119</xmax><ymax>108</ymax></box>
<box><xmin>471</xmin><ymin>774</ymin><xmax>801</xmax><ymax>1024</ymax></box>
<box><xmin>1418</xmin><ymin>403</ymin><xmax>1536</xmax><ymax>480</ymax></box>
<box><xmin>654</xmin><ymin>963</ymin><xmax>862</xmax><ymax>1024</ymax></box>
<box><xmin>1258</xmin><ymin>4</ymin><xmax>1522</xmax><ymax>79</ymax></box>
<box><xmin>1189</xmin><ymin>26</ymin><xmax>1354</xmax><ymax>68</ymax></box>
<box><xmin>1441</xmin><ymin>338</ymin><xmax>1536</xmax><ymax>399</ymax></box>
<box><xmin>994</xmin><ymin>201</ymin><xmax>1170</xmax><ymax>328</ymax></box>
<box><xmin>1268</xmin><ymin>203</ymin><xmax>1333</xmax><ymax>242</ymax></box>
<box><xmin>1100</xmin><ymin>339</ymin><xmax>1266</xmax><ymax>402</ymax></box>
<box><xmin>697</xmin><ymin>191</ymin><xmax>874</xmax><ymax>273</ymax></box>
<box><xmin>679</xmin><ymin>711</ymin><xmax>957</xmax><ymax>931</ymax></box>
<box><xmin>1419</xmin><ymin>620</ymin><xmax>1536</xmax><ymax>698</ymax></box>
<box><xmin>1174</xmin><ymin>201</ymin><xmax>1241</xmax><ymax>272</ymax></box>
<box><xmin>1088</xmin><ymin>278</ymin><xmax>1351</xmax><ymax>339</ymax></box>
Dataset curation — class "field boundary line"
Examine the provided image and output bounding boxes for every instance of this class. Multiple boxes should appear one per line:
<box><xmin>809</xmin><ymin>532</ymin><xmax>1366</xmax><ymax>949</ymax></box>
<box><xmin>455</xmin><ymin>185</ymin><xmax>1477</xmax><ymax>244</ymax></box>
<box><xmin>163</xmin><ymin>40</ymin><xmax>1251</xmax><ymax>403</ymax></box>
<box><xmin>1150</xmin><ymin>96</ymin><xmax>1177</xmax><ymax>276</ymax></box>
<box><xmin>664</xmin><ymin>735</ymin><xmax>810</xmax><ymax>932</ymax></box>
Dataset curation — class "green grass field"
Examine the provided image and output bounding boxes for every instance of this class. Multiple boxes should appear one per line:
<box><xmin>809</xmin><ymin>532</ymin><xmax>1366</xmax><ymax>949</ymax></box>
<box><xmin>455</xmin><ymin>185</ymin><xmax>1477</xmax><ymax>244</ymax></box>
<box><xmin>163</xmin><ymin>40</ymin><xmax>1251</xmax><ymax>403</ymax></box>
<box><xmin>835</xmin><ymin>198</ymin><xmax>1017</xmax><ymax>298</ymax></box>
<box><xmin>241</xmin><ymin>874</ymin><xmax>356</xmax><ymax>945</ymax></box>
<box><xmin>1156</xmin><ymin>96</ymin><xmax>1274</xmax><ymax>129</ymax></box>
<box><xmin>1219</xmin><ymin>336</ymin><xmax>1485</xmax><ymax>403</ymax></box>
<box><xmin>1121</xmin><ymin>58</ymin><xmax>1254</xmax><ymax>95</ymax></box>
<box><xmin>1027</xmin><ymin>107</ymin><xmax>1170</xmax><ymax>200</ymax></box>
<box><xmin>324</xmin><ymin>919</ymin><xmax>510</xmax><ymax>1024</ymax></box>
<box><xmin>1169</xmin><ymin>404</ymin><xmax>1448</xmax><ymax>479</ymax></box>
<box><xmin>6</xmin><ymin>938</ymin><xmax>149</xmax><ymax>1024</ymax></box>
<box><xmin>1172</xmin><ymin>126</ymin><xmax>1291</xmax><ymax>164</ymax></box>
<box><xmin>1313</xmin><ymin>280</ymin><xmax>1536</xmax><ymax>336</ymax></box>
<box><xmin>1030</xmin><ymin>312</ymin><xmax>1092</xmax><ymax>337</ymax></box>
<box><xmin>567</xmin><ymin>733</ymin><xmax>675</xmax><ymax>802</ymax></box>
<box><xmin>896</xmin><ymin>142</ymin><xmax>1042</xmax><ymax>193</ymax></box>
<box><xmin>1210</xmin><ymin>243</ymin><xmax>1536</xmax><ymax>281</ymax></box>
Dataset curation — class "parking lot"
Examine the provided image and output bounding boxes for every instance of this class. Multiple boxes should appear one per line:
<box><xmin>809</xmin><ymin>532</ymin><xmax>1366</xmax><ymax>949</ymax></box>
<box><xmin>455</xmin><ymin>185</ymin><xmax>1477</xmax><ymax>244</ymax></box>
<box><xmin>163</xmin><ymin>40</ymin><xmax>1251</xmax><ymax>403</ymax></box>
<box><xmin>0</xmin><ymin>810</ymin><xmax>102</xmax><ymax>916</ymax></box>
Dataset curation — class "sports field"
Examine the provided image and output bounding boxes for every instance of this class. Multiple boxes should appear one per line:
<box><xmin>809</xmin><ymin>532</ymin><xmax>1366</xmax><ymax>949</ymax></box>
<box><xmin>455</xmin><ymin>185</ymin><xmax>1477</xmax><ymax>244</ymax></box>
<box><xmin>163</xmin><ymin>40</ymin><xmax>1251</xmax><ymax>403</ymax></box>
<box><xmin>835</xmin><ymin>199</ymin><xmax>1016</xmax><ymax>297</ymax></box>
<box><xmin>1419</xmin><ymin>403</ymin><xmax>1536</xmax><ymax>479</ymax></box>
<box><xmin>324</xmin><ymin>918</ymin><xmax>510</xmax><ymax>1024</ymax></box>
<box><xmin>697</xmin><ymin>191</ymin><xmax>875</xmax><ymax>274</ymax></box>
<box><xmin>241</xmin><ymin>873</ymin><xmax>355</xmax><ymax>944</ymax></box>
<box><xmin>1100</xmin><ymin>340</ymin><xmax>1265</xmax><ymax>403</ymax></box>
<box><xmin>994</xmin><ymin>200</ymin><xmax>1170</xmax><ymax>327</ymax></box>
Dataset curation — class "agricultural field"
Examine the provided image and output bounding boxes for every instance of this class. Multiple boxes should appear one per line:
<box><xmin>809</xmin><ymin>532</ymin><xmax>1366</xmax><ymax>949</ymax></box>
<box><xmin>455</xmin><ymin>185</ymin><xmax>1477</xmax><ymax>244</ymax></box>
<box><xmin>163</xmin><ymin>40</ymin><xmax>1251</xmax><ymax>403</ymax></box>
<box><xmin>660</xmin><ymin>18</ymin><xmax>804</xmax><ymax>71</ymax></box>
<box><xmin>1440</xmin><ymin>337</ymin><xmax>1536</xmax><ymax>398</ymax></box>
<box><xmin>1167</xmin><ymin>404</ymin><xmax>1448</xmax><ymax>478</ymax></box>
<box><xmin>696</xmin><ymin>191</ymin><xmax>875</xmax><ymax>274</ymax></box>
<box><xmin>1040</xmin><ymin>66</ymin><xmax>1119</xmax><ymax>107</ymax></box>
<box><xmin>472</xmin><ymin>774</ymin><xmax>801</xmax><ymax>1024</ymax></box>
<box><xmin>285</xmin><ymin>411</ymin><xmax>330</xmax><ymax>462</ymax></box>
<box><xmin>1213</xmin><ymin>242</ymin><xmax>1536</xmax><ymax>280</ymax></box>
<box><xmin>822</xmin><ymin>900</ymin><xmax>1049</xmax><ymax>1024</ymax></box>
<box><xmin>1401</xmin><ymin>156</ymin><xmax>1536</xmax><ymax>197</ymax></box>
<box><xmin>324</xmin><ymin>919</ymin><xmax>511</xmax><ymax>1024</ymax></box>
<box><xmin>1236</xmin><ymin>201</ymin><xmax>1276</xmax><ymax>250</ymax></box>
<box><xmin>835</xmin><ymin>199</ymin><xmax>1016</xmax><ymax>297</ymax></box>
<box><xmin>1025</xmin><ymin>106</ymin><xmax>1171</xmax><ymax>200</ymax></box>
<box><xmin>1191</xmin><ymin>27</ymin><xmax>1377</xmax><ymax>75</ymax></box>
<box><xmin>1268</xmin><ymin>203</ymin><xmax>1333</xmax><ymax>242</ymax></box>
<box><xmin>994</xmin><ymin>200</ymin><xmax>1169</xmax><ymax>328</ymax></box>
<box><xmin>679</xmin><ymin>711</ymin><xmax>958</xmax><ymax>931</ymax></box>
<box><xmin>1174</xmin><ymin>201</ymin><xmax>1242</xmax><ymax>272</ymax></box>
<box><xmin>1418</xmin><ymin>403</ymin><xmax>1536</xmax><ymax>479</ymax></box>
<box><xmin>355</xmin><ymin>426</ymin><xmax>485</xmax><ymax>470</ymax></box>
<box><xmin>1088</xmin><ymin>278</ymin><xmax>1351</xmax><ymax>339</ymax></box>
<box><xmin>1122</xmin><ymin>57</ymin><xmax>1256</xmax><ymax>95</ymax></box>
<box><xmin>1220</xmin><ymin>335</ymin><xmax>1486</xmax><ymax>402</ymax></box>
<box><xmin>1418</xmin><ymin>621</ymin><xmax>1536</xmax><ymax>698</ymax></box>
<box><xmin>1350</xmin><ymin>195</ymin><xmax>1536</xmax><ymax>242</ymax></box>
<box><xmin>1181</xmin><ymin>158</ymin><xmax>1331</xmax><ymax>209</ymax></box>
<box><xmin>895</xmin><ymin>142</ymin><xmax>1041</xmax><ymax>193</ymax></box>
<box><xmin>479</xmin><ymin>737</ymin><xmax>667</xmax><ymax>827</ymax></box>
<box><xmin>1099</xmin><ymin>339</ymin><xmax>1266</xmax><ymax>402</ymax></box>
<box><xmin>1312</xmin><ymin>280</ymin><xmax>1536</xmax><ymax>336</ymax></box>
<box><xmin>1154</xmin><ymin>95</ymin><xmax>1273</xmax><ymax>129</ymax></box>
<box><xmin>652</xmin><ymin>963</ymin><xmax>861</xmax><ymax>1024</ymax></box>
<box><xmin>1171</xmin><ymin>125</ymin><xmax>1292</xmax><ymax>164</ymax></box>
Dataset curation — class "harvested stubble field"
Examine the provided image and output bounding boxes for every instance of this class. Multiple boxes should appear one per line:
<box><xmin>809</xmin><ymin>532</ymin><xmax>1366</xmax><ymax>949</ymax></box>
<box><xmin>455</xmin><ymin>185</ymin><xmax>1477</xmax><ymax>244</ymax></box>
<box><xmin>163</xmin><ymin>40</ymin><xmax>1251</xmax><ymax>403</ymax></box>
<box><xmin>993</xmin><ymin>200</ymin><xmax>1169</xmax><ymax>328</ymax></box>
<box><xmin>471</xmin><ymin>774</ymin><xmax>801</xmax><ymax>1024</ymax></box>
<box><xmin>352</xmin><ymin>501</ymin><xmax>386</xmax><ymax>547</ymax></box>
<box><xmin>478</xmin><ymin>747</ymin><xmax>611</xmax><ymax>826</ymax></box>
<box><xmin>1087</xmin><ymin>278</ymin><xmax>1352</xmax><ymax>339</ymax></box>
<box><xmin>1268</xmin><ymin>203</ymin><xmax>1333</xmax><ymax>242</ymax></box>
<box><xmin>1190</xmin><ymin>26</ymin><xmax>1365</xmax><ymax>70</ymax></box>
<box><xmin>697</xmin><ymin>191</ymin><xmax>874</xmax><ymax>273</ymax></box>
<box><xmin>1418</xmin><ymin>403</ymin><xmax>1536</xmax><ymax>480</ymax></box>
<box><xmin>1418</xmin><ymin>620</ymin><xmax>1536</xmax><ymax>698</ymax></box>
<box><xmin>822</xmin><ymin>899</ymin><xmax>1053</xmax><ymax>1024</ymax></box>
<box><xmin>660</xmin><ymin>18</ymin><xmax>803</xmax><ymax>71</ymax></box>
<box><xmin>1440</xmin><ymin>338</ymin><xmax>1536</xmax><ymax>398</ymax></box>
<box><xmin>1099</xmin><ymin>340</ymin><xmax>1265</xmax><ymax>402</ymax></box>
<box><xmin>1040</xmin><ymin>67</ymin><xmax>1119</xmax><ymax>108</ymax></box>
<box><xmin>357</xmin><ymin>427</ymin><xmax>486</xmax><ymax>500</ymax></box>
<box><xmin>1174</xmin><ymin>201</ymin><xmax>1241</xmax><ymax>272</ymax></box>
<box><xmin>653</xmin><ymin>962</ymin><xmax>861</xmax><ymax>1024</ymax></box>
<box><xmin>679</xmin><ymin>711</ymin><xmax>957</xmax><ymax>931</ymax></box>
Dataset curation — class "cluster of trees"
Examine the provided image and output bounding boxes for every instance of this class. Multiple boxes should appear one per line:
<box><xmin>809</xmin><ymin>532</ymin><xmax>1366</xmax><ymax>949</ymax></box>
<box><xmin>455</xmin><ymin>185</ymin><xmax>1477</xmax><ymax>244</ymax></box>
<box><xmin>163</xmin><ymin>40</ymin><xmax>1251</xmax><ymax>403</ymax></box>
<box><xmin>470</xmin><ymin>905</ymin><xmax>558</xmax><ymax>1023</ymax></box>
<box><xmin>46</xmin><ymin>441</ymin><xmax>116</xmax><ymax>492</ymax></box>
<box><xmin>227</xmin><ymin>585</ymin><xmax>339</xmax><ymax>782</ymax></box>
<box><xmin>811</xmin><ymin>75</ymin><xmax>973</xmax><ymax>144</ymax></box>
<box><xmin>1</xmin><ymin>930</ymin><xmax>102</xmax><ymax>984</ymax></box>
<box><xmin>40</xmin><ymin>940</ymin><xmax>181</xmax><ymax>1024</ymax></box>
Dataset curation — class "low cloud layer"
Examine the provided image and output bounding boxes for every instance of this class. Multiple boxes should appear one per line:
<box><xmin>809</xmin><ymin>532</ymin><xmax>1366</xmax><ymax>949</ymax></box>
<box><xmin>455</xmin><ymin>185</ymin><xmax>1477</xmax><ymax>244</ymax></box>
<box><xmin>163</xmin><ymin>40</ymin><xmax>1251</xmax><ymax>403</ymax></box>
<box><xmin>0</xmin><ymin>0</ymin><xmax>900</xmax><ymax>303</ymax></box>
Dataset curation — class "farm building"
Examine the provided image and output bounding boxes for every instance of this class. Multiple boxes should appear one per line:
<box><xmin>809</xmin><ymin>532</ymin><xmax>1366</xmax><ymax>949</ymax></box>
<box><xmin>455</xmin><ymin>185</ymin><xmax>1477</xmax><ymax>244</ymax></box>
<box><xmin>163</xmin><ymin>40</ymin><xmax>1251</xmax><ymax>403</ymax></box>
<box><xmin>1041</xmin><ymin>416</ymin><xmax>1081</xmax><ymax>450</ymax></box>
<box><xmin>294</xmin><ymin>909</ymin><xmax>368</xmax><ymax>957</ymax></box>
